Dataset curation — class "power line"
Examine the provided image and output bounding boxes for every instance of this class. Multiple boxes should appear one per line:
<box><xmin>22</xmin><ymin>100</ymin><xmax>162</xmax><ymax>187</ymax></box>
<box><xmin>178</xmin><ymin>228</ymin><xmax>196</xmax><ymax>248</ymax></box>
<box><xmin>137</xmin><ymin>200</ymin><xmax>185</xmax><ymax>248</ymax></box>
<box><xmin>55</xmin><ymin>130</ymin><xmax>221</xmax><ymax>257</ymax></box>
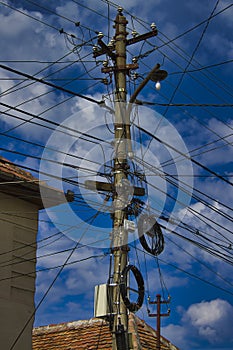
<box><xmin>0</xmin><ymin>102</ymin><xmax>109</xmax><ymax>144</ymax></box>
<box><xmin>137</xmin><ymin>101</ymin><xmax>233</xmax><ymax>107</ymax></box>
<box><xmin>161</xmin><ymin>132</ymin><xmax>233</xmax><ymax>169</ymax></box>
<box><xmin>133</xmin><ymin>56</ymin><xmax>233</xmax><ymax>150</ymax></box>
<box><xmin>0</xmin><ymin>51</ymin><xmax>76</xmax><ymax>98</ymax></box>
<box><xmin>165</xmin><ymin>236</ymin><xmax>233</xmax><ymax>289</ymax></box>
<box><xmin>0</xmin><ymin>64</ymin><xmax>102</xmax><ymax>105</ymax></box>
<box><xmin>0</xmin><ymin>49</ymin><xmax>99</xmax><ymax>101</ymax></box>
<box><xmin>166</xmin><ymin>0</ymin><xmax>220</xmax><ymax>116</ymax></box>
<box><xmin>130</xmin><ymin>4</ymin><xmax>233</xmax><ymax>101</ymax></box>
<box><xmin>133</xmin><ymin>122</ymin><xmax>233</xmax><ymax>186</ymax></box>
<box><xmin>135</xmin><ymin>3</ymin><xmax>233</xmax><ymax>55</ymax></box>
<box><xmin>9</xmin><ymin>198</ymin><xmax>107</xmax><ymax>350</ymax></box>
<box><xmin>170</xmin><ymin>59</ymin><xmax>233</xmax><ymax>75</ymax></box>
<box><xmin>130</xmin><ymin>244</ymin><xmax>233</xmax><ymax>297</ymax></box>
<box><xmin>1</xmin><ymin>120</ymin><xmax>229</xmax><ymax>254</ymax></box>
<box><xmin>131</xmin><ymin>155</ymin><xmax>233</xmax><ymax>242</ymax></box>
<box><xmin>0</xmin><ymin>0</ymin><xmax>59</xmax><ymax>31</ymax></box>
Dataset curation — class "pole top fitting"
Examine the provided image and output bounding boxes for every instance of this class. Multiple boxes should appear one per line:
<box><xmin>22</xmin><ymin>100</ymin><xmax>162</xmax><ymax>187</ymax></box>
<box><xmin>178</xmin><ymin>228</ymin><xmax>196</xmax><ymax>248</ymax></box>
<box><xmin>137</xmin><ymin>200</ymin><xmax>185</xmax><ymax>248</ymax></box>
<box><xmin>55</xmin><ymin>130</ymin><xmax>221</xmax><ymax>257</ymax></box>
<box><xmin>151</xmin><ymin>22</ymin><xmax>157</xmax><ymax>31</ymax></box>
<box><xmin>118</xmin><ymin>6</ymin><xmax>123</xmax><ymax>14</ymax></box>
<box><xmin>97</xmin><ymin>32</ymin><xmax>104</xmax><ymax>39</ymax></box>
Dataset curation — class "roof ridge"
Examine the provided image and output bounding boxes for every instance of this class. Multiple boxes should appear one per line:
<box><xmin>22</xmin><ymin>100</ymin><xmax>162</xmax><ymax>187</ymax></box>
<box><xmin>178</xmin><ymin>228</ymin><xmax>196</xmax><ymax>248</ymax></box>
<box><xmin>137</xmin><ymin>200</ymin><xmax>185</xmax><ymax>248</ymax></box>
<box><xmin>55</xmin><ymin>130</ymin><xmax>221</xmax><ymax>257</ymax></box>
<box><xmin>133</xmin><ymin>314</ymin><xmax>180</xmax><ymax>350</ymax></box>
<box><xmin>33</xmin><ymin>317</ymin><xmax>107</xmax><ymax>335</ymax></box>
<box><xmin>33</xmin><ymin>316</ymin><xmax>180</xmax><ymax>350</ymax></box>
<box><xmin>0</xmin><ymin>156</ymin><xmax>36</xmax><ymax>181</ymax></box>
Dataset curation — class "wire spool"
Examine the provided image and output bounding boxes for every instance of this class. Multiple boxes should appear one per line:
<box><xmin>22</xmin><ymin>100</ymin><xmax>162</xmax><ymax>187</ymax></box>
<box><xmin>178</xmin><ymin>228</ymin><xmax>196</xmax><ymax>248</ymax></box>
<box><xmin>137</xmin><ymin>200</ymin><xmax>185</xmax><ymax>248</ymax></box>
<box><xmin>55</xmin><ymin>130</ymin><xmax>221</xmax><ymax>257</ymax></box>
<box><xmin>138</xmin><ymin>214</ymin><xmax>164</xmax><ymax>255</ymax></box>
<box><xmin>120</xmin><ymin>264</ymin><xmax>145</xmax><ymax>312</ymax></box>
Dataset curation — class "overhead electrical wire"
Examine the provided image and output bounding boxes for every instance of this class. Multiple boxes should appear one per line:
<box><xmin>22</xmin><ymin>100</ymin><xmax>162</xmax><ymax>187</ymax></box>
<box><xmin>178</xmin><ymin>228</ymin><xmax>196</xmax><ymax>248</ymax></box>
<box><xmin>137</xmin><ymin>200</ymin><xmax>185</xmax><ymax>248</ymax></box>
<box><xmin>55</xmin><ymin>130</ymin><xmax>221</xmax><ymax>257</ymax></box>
<box><xmin>130</xmin><ymin>155</ymin><xmax>233</xmax><ymax>242</ymax></box>
<box><xmin>0</xmin><ymin>0</ymin><xmax>61</xmax><ymax>32</ymax></box>
<box><xmin>5</xmin><ymin>0</ymin><xmax>231</xmax><ymax>110</ymax></box>
<box><xmin>124</xmin><ymin>3</ymin><xmax>233</xmax><ymax>117</ymax></box>
<box><xmin>0</xmin><ymin>132</ymin><xmax>103</xmax><ymax>171</ymax></box>
<box><xmin>0</xmin><ymin>229</ymin><xmax>64</xmax><ymax>257</ymax></box>
<box><xmin>138</xmin><ymin>35</ymin><xmax>233</xmax><ymax>103</ymax></box>
<box><xmin>165</xmin><ymin>235</ymin><xmax>233</xmax><ymax>288</ymax></box>
<box><xmin>160</xmin><ymin>132</ymin><xmax>233</xmax><ymax>169</ymax></box>
<box><xmin>128</xmin><ymin>2</ymin><xmax>233</xmax><ymax>52</ymax></box>
<box><xmin>0</xmin><ymin>45</ymin><xmax>100</xmax><ymax>98</ymax></box>
<box><xmin>131</xmin><ymin>59</ymin><xmax>233</xmax><ymax>160</ymax></box>
<box><xmin>0</xmin><ymin>129</ymin><xmax>231</xmax><ymax>254</ymax></box>
<box><xmin>8</xmin><ymin>198</ymin><xmax>108</xmax><ymax>350</ymax></box>
<box><xmin>1</xmin><ymin>0</ymin><xmax>99</xmax><ymax>35</ymax></box>
<box><xmin>0</xmin><ymin>55</ymin><xmax>106</xmax><ymax>132</ymax></box>
<box><xmin>158</xmin><ymin>34</ymin><xmax>233</xmax><ymax>99</ymax></box>
<box><xmin>133</xmin><ymin>122</ymin><xmax>233</xmax><ymax>186</ymax></box>
<box><xmin>0</xmin><ymin>102</ymin><xmax>109</xmax><ymax>145</ymax></box>
<box><xmin>99</xmin><ymin>0</ymin><xmax>232</xmax><ymax>43</ymax></box>
<box><xmin>0</xmin><ymin>224</ymin><xmax>109</xmax><ymax>270</ymax></box>
<box><xmin>0</xmin><ymin>50</ymin><xmax>101</xmax><ymax>115</ymax></box>
<box><xmin>176</xmin><ymin>220</ymin><xmax>233</xmax><ymax>253</ymax></box>
<box><xmin>0</xmin><ymin>208</ymin><xmax>110</xmax><ymax>267</ymax></box>
<box><xmin>0</xmin><ymin>0</ymin><xmax>231</xmax><ymax>328</ymax></box>
<box><xmin>1</xmin><ymin>2</ymin><xmax>232</xmax><ymax>339</ymax></box>
<box><xmin>0</xmin><ymin>50</ymin><xmax>75</xmax><ymax>98</ymax></box>
<box><xmin>164</xmin><ymin>0</ymin><xmax>224</xmax><ymax>113</ymax></box>
<box><xmin>0</xmin><ymin>81</ymin><xmax>101</xmax><ymax>135</ymax></box>
<box><xmin>0</xmin><ymin>251</ymin><xmax>109</xmax><ymax>283</ymax></box>
<box><xmin>0</xmin><ymin>125</ymin><xmax>230</xmax><ymax>254</ymax></box>
<box><xmin>0</xmin><ymin>158</ymin><xmax>114</xmax><ymax>218</ymax></box>
<box><xmin>0</xmin><ymin>63</ymin><xmax>102</xmax><ymax>105</ymax></box>
<box><xmin>8</xmin><ymin>148</ymin><xmax>230</xmax><ymax>266</ymax></box>
<box><xmin>139</xmin><ymin>102</ymin><xmax>233</xmax><ymax>107</ymax></box>
<box><xmin>0</xmin><ymin>144</ymin><xmax>105</xmax><ymax>181</ymax></box>
<box><xmin>161</xmin><ymin>223</ymin><xmax>233</xmax><ymax>265</ymax></box>
<box><xmin>135</xmin><ymin>66</ymin><xmax>232</xmax><ymax>159</ymax></box>
<box><xmin>170</xmin><ymin>59</ymin><xmax>233</xmax><ymax>75</ymax></box>
<box><xmin>130</xmin><ymin>244</ymin><xmax>233</xmax><ymax>297</ymax></box>
<box><xmin>2</xmin><ymin>1</ymin><xmax>231</xmax><ymax>146</ymax></box>
<box><xmin>4</xmin><ymin>176</ymin><xmax>231</xmax><ymax>278</ymax></box>
<box><xmin>132</xmin><ymin>197</ymin><xmax>232</xmax><ymax>260</ymax></box>
<box><xmin>138</xmin><ymin>46</ymin><xmax>233</xmax><ymax>129</ymax></box>
<box><xmin>153</xmin><ymin>89</ymin><xmax>233</xmax><ymax>152</ymax></box>
<box><xmin>135</xmin><ymin>155</ymin><xmax>233</xmax><ymax>223</ymax></box>
<box><xmin>71</xmin><ymin>3</ymin><xmax>233</xmax><ymax>111</ymax></box>
<box><xmin>23</xmin><ymin>0</ymin><xmax>80</xmax><ymax>27</ymax></box>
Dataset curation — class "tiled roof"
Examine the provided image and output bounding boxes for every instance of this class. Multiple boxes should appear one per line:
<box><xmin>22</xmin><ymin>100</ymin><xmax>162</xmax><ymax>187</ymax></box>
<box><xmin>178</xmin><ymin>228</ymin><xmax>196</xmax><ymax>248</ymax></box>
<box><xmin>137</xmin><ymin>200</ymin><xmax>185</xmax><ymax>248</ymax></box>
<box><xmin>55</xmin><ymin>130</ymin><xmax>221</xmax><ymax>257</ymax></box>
<box><xmin>32</xmin><ymin>314</ymin><xmax>179</xmax><ymax>350</ymax></box>
<box><xmin>0</xmin><ymin>156</ymin><xmax>37</xmax><ymax>182</ymax></box>
<box><xmin>0</xmin><ymin>156</ymin><xmax>73</xmax><ymax>208</ymax></box>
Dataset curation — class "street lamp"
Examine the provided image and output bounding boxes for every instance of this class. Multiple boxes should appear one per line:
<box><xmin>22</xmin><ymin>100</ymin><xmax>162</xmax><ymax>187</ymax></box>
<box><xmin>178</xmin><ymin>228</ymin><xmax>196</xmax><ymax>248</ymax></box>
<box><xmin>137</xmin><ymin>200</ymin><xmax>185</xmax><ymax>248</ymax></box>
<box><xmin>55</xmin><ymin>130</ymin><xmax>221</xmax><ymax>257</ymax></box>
<box><xmin>129</xmin><ymin>63</ymin><xmax>168</xmax><ymax>104</ymax></box>
<box><xmin>150</xmin><ymin>69</ymin><xmax>168</xmax><ymax>90</ymax></box>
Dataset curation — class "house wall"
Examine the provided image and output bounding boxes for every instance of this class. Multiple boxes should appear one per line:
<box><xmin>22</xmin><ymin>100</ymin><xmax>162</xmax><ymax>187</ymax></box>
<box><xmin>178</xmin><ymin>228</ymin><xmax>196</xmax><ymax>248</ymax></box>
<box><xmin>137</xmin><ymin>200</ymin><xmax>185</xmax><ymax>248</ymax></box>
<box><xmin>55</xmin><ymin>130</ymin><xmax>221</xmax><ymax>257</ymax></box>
<box><xmin>0</xmin><ymin>192</ymin><xmax>39</xmax><ymax>350</ymax></box>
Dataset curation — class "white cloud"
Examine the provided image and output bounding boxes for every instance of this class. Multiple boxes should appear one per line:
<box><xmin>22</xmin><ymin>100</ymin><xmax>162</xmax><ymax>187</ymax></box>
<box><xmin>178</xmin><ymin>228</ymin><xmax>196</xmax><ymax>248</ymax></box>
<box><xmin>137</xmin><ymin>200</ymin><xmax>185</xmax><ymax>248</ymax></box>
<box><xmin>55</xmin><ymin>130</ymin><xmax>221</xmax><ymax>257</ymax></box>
<box><xmin>184</xmin><ymin>299</ymin><xmax>233</xmax><ymax>344</ymax></box>
<box><xmin>162</xmin><ymin>299</ymin><xmax>233</xmax><ymax>349</ymax></box>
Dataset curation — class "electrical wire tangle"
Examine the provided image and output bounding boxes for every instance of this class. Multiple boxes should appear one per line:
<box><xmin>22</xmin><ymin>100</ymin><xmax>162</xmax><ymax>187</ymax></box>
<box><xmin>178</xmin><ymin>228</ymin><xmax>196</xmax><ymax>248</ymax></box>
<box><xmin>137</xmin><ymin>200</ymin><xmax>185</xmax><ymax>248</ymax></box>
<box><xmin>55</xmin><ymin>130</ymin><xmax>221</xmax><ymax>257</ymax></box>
<box><xmin>38</xmin><ymin>99</ymin><xmax>194</xmax><ymax>252</ymax></box>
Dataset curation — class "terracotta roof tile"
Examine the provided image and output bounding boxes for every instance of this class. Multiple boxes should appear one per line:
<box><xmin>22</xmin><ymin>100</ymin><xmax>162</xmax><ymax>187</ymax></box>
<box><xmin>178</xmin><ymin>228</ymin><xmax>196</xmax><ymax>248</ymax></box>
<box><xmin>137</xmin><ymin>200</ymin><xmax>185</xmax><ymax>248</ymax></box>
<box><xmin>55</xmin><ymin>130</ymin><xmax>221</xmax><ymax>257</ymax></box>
<box><xmin>33</xmin><ymin>319</ymin><xmax>112</xmax><ymax>350</ymax></box>
<box><xmin>0</xmin><ymin>156</ymin><xmax>37</xmax><ymax>182</ymax></box>
<box><xmin>32</xmin><ymin>315</ymin><xmax>179</xmax><ymax>350</ymax></box>
<box><xmin>0</xmin><ymin>156</ymin><xmax>74</xmax><ymax>208</ymax></box>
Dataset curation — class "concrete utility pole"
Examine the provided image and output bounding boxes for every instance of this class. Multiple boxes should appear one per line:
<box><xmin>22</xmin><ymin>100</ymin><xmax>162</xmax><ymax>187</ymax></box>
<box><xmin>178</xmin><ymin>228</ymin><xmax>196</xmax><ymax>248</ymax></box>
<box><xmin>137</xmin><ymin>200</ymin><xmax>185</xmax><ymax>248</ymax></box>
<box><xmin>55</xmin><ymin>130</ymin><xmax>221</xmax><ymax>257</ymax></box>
<box><xmin>90</xmin><ymin>7</ymin><xmax>163</xmax><ymax>349</ymax></box>
<box><xmin>111</xmin><ymin>10</ymin><xmax>128</xmax><ymax>349</ymax></box>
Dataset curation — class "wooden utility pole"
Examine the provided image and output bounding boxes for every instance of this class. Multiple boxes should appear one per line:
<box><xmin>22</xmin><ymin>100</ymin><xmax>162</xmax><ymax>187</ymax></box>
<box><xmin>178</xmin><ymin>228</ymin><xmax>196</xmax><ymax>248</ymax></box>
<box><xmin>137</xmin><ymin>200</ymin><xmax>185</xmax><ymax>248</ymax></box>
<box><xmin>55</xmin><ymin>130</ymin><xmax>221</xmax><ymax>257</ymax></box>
<box><xmin>148</xmin><ymin>294</ymin><xmax>170</xmax><ymax>350</ymax></box>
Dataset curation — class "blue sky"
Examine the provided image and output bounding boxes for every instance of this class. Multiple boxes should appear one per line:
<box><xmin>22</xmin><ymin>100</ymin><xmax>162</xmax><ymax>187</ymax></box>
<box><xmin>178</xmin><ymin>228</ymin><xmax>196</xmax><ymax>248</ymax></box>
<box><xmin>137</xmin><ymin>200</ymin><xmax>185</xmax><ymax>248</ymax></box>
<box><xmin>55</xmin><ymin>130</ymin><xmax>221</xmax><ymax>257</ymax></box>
<box><xmin>0</xmin><ymin>1</ymin><xmax>233</xmax><ymax>349</ymax></box>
